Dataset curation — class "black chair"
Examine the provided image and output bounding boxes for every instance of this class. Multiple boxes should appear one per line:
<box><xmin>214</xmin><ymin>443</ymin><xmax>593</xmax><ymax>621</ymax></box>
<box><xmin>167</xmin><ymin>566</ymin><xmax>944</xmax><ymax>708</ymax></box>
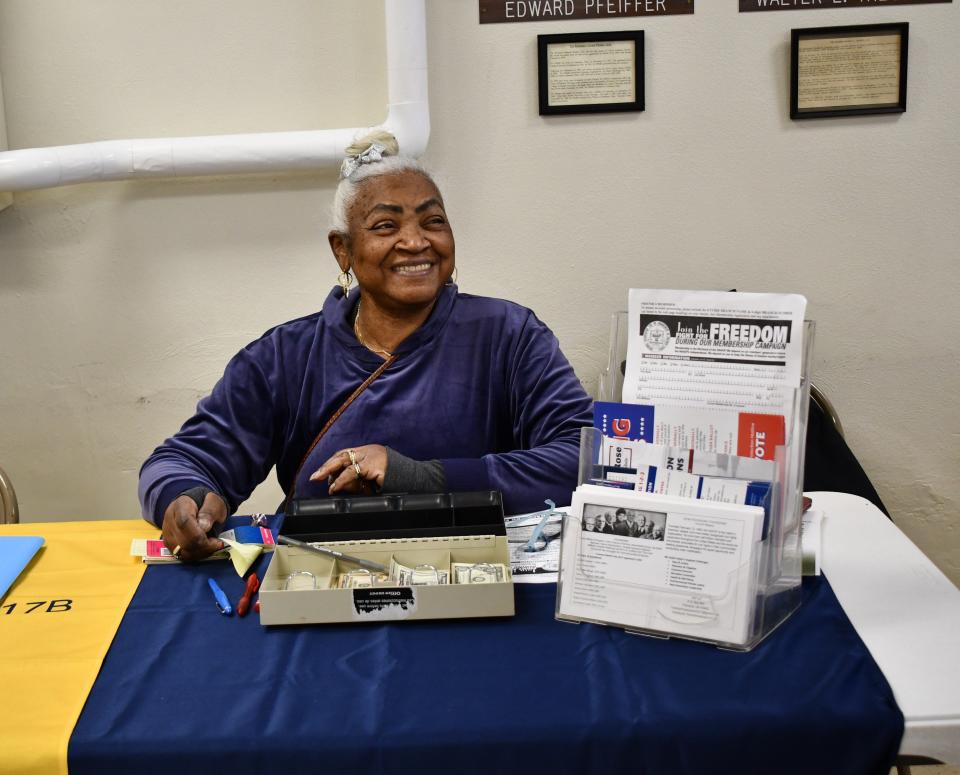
<box><xmin>802</xmin><ymin>386</ymin><xmax>889</xmax><ymax>519</ymax></box>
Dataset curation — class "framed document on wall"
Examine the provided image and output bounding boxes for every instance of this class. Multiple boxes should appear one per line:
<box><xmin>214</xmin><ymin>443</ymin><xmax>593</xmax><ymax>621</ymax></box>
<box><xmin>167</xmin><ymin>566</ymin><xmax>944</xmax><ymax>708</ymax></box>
<box><xmin>790</xmin><ymin>23</ymin><xmax>908</xmax><ymax>120</ymax></box>
<box><xmin>538</xmin><ymin>31</ymin><xmax>644</xmax><ymax>116</ymax></box>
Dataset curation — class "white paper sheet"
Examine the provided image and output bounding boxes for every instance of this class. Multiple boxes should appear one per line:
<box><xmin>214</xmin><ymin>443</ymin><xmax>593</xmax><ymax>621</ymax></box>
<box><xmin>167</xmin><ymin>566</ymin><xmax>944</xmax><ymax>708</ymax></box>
<box><xmin>624</xmin><ymin>289</ymin><xmax>807</xmax><ymax>411</ymax></box>
<box><xmin>504</xmin><ymin>509</ymin><xmax>566</xmax><ymax>583</ymax></box>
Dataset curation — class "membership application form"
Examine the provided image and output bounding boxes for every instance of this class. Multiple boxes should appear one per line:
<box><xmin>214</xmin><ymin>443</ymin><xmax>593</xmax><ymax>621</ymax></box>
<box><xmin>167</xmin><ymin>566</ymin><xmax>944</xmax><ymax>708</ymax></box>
<box><xmin>623</xmin><ymin>289</ymin><xmax>808</xmax><ymax>415</ymax></box>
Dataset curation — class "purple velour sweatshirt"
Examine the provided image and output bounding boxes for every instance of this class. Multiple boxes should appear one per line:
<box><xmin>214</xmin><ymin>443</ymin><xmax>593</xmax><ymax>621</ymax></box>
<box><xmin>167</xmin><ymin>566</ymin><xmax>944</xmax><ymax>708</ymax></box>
<box><xmin>138</xmin><ymin>284</ymin><xmax>594</xmax><ymax>526</ymax></box>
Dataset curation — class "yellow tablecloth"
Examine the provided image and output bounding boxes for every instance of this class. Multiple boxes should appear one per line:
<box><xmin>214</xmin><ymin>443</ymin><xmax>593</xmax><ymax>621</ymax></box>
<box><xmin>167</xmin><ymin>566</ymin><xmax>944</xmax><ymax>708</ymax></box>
<box><xmin>0</xmin><ymin>520</ymin><xmax>150</xmax><ymax>775</ymax></box>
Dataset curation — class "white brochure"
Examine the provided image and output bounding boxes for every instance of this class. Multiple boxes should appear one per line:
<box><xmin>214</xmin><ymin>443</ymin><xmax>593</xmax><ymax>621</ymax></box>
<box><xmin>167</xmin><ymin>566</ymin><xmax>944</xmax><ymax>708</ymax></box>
<box><xmin>504</xmin><ymin>509</ymin><xmax>565</xmax><ymax>583</ymax></box>
<box><xmin>623</xmin><ymin>289</ymin><xmax>807</xmax><ymax>413</ymax></box>
<box><xmin>557</xmin><ymin>485</ymin><xmax>764</xmax><ymax>646</ymax></box>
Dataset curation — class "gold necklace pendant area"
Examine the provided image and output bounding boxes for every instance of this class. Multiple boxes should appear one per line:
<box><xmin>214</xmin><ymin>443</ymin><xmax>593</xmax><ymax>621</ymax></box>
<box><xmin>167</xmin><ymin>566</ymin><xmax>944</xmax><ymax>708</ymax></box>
<box><xmin>354</xmin><ymin>299</ymin><xmax>393</xmax><ymax>358</ymax></box>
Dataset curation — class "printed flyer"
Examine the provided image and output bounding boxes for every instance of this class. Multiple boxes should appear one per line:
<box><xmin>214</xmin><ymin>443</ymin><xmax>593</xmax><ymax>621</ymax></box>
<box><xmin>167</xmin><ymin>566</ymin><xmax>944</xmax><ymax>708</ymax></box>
<box><xmin>623</xmin><ymin>289</ymin><xmax>807</xmax><ymax>413</ymax></box>
<box><xmin>557</xmin><ymin>485</ymin><xmax>764</xmax><ymax>645</ymax></box>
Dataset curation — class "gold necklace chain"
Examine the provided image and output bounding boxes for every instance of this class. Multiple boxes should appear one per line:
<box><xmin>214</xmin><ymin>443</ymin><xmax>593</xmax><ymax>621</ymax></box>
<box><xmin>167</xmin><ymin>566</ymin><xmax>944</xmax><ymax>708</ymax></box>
<box><xmin>353</xmin><ymin>299</ymin><xmax>393</xmax><ymax>358</ymax></box>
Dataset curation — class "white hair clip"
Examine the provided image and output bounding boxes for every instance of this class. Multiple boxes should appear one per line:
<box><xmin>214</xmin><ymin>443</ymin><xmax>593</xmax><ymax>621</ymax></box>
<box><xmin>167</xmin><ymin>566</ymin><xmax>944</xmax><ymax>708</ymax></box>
<box><xmin>339</xmin><ymin>142</ymin><xmax>386</xmax><ymax>180</ymax></box>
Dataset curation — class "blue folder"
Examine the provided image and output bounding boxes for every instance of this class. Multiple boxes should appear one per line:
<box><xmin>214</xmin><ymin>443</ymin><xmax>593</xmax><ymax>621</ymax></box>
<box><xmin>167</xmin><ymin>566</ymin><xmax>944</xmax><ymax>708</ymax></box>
<box><xmin>0</xmin><ymin>535</ymin><xmax>44</xmax><ymax>601</ymax></box>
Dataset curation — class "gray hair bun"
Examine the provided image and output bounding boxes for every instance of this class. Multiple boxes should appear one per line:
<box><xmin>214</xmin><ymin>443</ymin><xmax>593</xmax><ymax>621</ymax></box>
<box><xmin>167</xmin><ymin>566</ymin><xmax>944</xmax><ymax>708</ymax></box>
<box><xmin>344</xmin><ymin>130</ymin><xmax>400</xmax><ymax>160</ymax></box>
<box><xmin>330</xmin><ymin>130</ymin><xmax>435</xmax><ymax>233</ymax></box>
<box><xmin>339</xmin><ymin>130</ymin><xmax>400</xmax><ymax>180</ymax></box>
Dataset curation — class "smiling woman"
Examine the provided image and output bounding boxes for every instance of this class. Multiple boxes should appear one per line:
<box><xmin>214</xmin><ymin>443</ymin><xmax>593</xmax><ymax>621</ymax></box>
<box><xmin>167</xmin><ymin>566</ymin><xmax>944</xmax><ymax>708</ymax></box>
<box><xmin>138</xmin><ymin>131</ymin><xmax>594</xmax><ymax>561</ymax></box>
<box><xmin>329</xmin><ymin>136</ymin><xmax>456</xmax><ymax>348</ymax></box>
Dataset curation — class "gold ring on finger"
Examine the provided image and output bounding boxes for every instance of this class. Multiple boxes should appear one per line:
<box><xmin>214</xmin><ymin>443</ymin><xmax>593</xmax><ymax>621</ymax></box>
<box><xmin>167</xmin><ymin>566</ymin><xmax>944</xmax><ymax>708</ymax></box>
<box><xmin>348</xmin><ymin>449</ymin><xmax>362</xmax><ymax>479</ymax></box>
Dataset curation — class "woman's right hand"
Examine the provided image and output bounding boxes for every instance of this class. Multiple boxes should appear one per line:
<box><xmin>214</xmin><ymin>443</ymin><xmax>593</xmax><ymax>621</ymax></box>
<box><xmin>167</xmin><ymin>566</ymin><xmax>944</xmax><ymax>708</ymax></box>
<box><xmin>161</xmin><ymin>492</ymin><xmax>227</xmax><ymax>562</ymax></box>
<box><xmin>310</xmin><ymin>444</ymin><xmax>389</xmax><ymax>495</ymax></box>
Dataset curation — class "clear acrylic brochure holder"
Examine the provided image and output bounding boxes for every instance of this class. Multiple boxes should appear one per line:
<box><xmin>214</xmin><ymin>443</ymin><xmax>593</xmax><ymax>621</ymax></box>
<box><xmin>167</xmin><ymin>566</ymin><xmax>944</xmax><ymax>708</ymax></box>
<box><xmin>557</xmin><ymin>313</ymin><xmax>814</xmax><ymax>651</ymax></box>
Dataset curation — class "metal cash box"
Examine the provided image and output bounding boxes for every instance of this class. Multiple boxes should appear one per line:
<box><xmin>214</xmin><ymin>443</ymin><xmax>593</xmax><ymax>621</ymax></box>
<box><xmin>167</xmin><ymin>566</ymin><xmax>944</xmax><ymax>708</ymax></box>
<box><xmin>259</xmin><ymin>491</ymin><xmax>515</xmax><ymax>625</ymax></box>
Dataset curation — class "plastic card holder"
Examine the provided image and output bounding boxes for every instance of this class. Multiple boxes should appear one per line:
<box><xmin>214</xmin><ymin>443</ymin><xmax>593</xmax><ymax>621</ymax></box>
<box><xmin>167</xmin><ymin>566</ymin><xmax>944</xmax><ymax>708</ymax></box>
<box><xmin>561</xmin><ymin>317</ymin><xmax>815</xmax><ymax>650</ymax></box>
<box><xmin>560</xmin><ymin>437</ymin><xmax>805</xmax><ymax>649</ymax></box>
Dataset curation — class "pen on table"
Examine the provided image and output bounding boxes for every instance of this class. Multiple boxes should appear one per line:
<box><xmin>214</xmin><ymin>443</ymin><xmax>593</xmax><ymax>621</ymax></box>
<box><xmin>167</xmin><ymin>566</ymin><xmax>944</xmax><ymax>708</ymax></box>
<box><xmin>277</xmin><ymin>535</ymin><xmax>388</xmax><ymax>574</ymax></box>
<box><xmin>237</xmin><ymin>573</ymin><xmax>260</xmax><ymax>617</ymax></box>
<box><xmin>207</xmin><ymin>577</ymin><xmax>233</xmax><ymax>616</ymax></box>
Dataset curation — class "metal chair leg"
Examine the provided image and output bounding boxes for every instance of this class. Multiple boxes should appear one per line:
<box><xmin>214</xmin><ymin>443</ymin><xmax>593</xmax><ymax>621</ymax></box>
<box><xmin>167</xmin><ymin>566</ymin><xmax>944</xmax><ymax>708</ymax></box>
<box><xmin>0</xmin><ymin>466</ymin><xmax>19</xmax><ymax>524</ymax></box>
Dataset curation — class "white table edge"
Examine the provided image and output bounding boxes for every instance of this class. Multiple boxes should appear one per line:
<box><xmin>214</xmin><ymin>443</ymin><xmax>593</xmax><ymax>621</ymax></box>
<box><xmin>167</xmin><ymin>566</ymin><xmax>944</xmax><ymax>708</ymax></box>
<box><xmin>812</xmin><ymin>491</ymin><xmax>960</xmax><ymax>763</ymax></box>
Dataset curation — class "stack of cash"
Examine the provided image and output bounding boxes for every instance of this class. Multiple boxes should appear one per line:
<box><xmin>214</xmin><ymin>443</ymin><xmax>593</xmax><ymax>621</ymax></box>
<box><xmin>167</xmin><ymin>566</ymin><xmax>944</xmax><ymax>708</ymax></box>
<box><xmin>332</xmin><ymin>559</ymin><xmax>510</xmax><ymax>588</ymax></box>
<box><xmin>452</xmin><ymin>562</ymin><xmax>509</xmax><ymax>584</ymax></box>
<box><xmin>334</xmin><ymin>571</ymin><xmax>390</xmax><ymax>589</ymax></box>
<box><xmin>389</xmin><ymin>558</ymin><xmax>449</xmax><ymax>586</ymax></box>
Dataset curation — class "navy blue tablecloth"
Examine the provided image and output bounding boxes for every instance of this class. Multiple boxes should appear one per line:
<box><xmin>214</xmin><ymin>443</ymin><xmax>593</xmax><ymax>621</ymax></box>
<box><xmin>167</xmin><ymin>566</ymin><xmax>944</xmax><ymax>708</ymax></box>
<box><xmin>69</xmin><ymin>558</ymin><xmax>902</xmax><ymax>775</ymax></box>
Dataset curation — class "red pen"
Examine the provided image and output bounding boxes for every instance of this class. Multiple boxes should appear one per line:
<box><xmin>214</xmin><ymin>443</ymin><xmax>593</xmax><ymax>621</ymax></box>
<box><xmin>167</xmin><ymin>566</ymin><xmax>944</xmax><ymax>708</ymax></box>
<box><xmin>237</xmin><ymin>573</ymin><xmax>260</xmax><ymax>617</ymax></box>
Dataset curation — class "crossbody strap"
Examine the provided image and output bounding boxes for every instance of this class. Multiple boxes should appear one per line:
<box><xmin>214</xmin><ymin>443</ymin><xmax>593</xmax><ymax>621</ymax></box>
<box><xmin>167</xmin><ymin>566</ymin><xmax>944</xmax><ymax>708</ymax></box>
<box><xmin>284</xmin><ymin>354</ymin><xmax>398</xmax><ymax>511</ymax></box>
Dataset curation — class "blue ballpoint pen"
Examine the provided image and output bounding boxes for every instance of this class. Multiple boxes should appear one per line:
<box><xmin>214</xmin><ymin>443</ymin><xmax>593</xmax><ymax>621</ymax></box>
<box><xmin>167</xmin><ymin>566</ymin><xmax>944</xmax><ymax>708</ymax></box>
<box><xmin>207</xmin><ymin>577</ymin><xmax>233</xmax><ymax>615</ymax></box>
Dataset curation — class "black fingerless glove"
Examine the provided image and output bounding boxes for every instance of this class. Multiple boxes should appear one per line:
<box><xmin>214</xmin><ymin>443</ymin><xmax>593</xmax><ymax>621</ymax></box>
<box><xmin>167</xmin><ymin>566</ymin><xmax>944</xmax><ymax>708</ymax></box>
<box><xmin>179</xmin><ymin>485</ymin><xmax>216</xmax><ymax>510</ymax></box>
<box><xmin>381</xmin><ymin>449</ymin><xmax>447</xmax><ymax>493</ymax></box>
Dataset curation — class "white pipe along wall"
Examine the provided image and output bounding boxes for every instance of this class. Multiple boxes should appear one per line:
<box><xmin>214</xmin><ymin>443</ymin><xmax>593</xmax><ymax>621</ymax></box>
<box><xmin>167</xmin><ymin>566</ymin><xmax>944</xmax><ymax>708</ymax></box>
<box><xmin>0</xmin><ymin>68</ymin><xmax>11</xmax><ymax>210</ymax></box>
<box><xmin>0</xmin><ymin>0</ymin><xmax>428</xmax><ymax>192</ymax></box>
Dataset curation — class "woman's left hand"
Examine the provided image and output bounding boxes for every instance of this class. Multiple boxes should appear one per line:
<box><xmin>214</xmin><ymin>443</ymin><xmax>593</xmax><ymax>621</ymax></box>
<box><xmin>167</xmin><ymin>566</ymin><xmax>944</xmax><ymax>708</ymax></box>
<box><xmin>310</xmin><ymin>445</ymin><xmax>388</xmax><ymax>495</ymax></box>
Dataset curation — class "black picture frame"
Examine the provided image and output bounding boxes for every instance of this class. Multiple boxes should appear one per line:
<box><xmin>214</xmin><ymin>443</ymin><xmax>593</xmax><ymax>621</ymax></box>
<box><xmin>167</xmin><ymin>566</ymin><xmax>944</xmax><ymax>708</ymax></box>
<box><xmin>538</xmin><ymin>30</ymin><xmax>644</xmax><ymax>116</ymax></box>
<box><xmin>790</xmin><ymin>22</ymin><xmax>908</xmax><ymax>120</ymax></box>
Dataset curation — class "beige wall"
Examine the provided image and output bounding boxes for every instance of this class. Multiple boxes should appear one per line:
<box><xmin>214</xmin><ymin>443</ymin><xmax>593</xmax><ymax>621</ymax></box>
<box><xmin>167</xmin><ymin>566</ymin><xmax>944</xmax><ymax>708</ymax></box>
<box><xmin>0</xmin><ymin>1</ymin><xmax>957</xmax><ymax>584</ymax></box>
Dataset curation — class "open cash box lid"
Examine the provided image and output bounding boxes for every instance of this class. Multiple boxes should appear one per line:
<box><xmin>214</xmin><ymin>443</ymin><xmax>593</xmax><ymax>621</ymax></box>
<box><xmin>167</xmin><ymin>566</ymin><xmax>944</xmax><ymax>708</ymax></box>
<box><xmin>283</xmin><ymin>491</ymin><xmax>506</xmax><ymax>543</ymax></box>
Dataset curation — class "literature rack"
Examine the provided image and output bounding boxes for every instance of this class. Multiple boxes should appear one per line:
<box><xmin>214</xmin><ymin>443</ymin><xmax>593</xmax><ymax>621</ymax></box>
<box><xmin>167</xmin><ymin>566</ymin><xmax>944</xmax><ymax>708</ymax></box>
<box><xmin>557</xmin><ymin>313</ymin><xmax>814</xmax><ymax>651</ymax></box>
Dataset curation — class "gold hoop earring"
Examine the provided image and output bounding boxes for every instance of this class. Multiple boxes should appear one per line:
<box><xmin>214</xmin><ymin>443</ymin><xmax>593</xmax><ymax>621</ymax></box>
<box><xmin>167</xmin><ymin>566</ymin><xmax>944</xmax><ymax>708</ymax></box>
<box><xmin>338</xmin><ymin>270</ymin><xmax>353</xmax><ymax>298</ymax></box>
